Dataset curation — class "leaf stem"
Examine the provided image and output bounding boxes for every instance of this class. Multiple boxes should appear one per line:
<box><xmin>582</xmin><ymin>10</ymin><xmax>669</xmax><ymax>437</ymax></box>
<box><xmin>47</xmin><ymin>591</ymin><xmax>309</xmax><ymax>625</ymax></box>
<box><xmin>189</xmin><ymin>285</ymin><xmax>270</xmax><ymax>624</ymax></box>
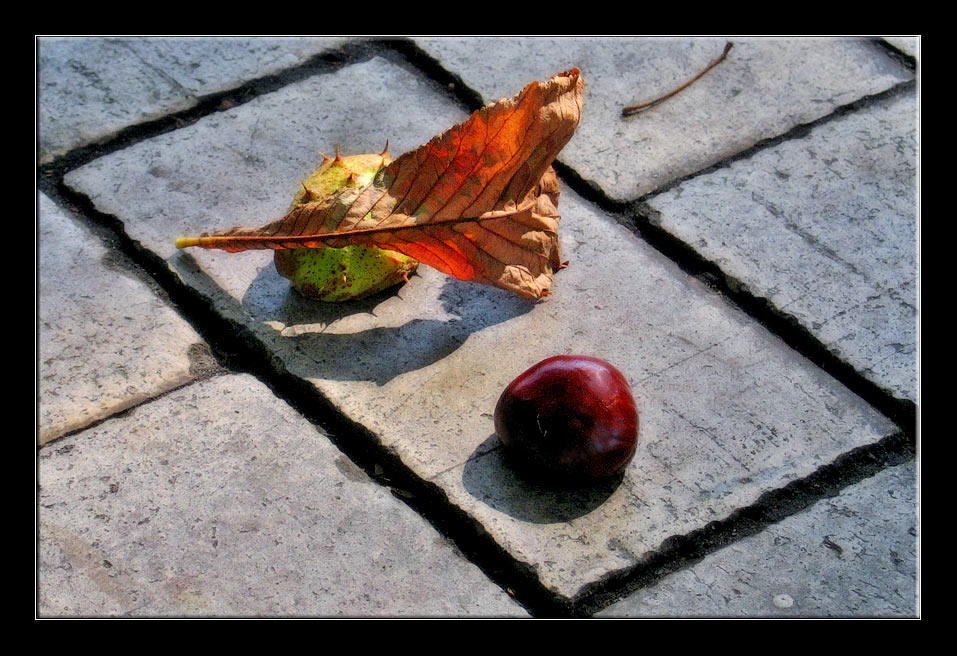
<box><xmin>621</xmin><ymin>41</ymin><xmax>734</xmax><ymax>117</ymax></box>
<box><xmin>175</xmin><ymin>237</ymin><xmax>201</xmax><ymax>249</ymax></box>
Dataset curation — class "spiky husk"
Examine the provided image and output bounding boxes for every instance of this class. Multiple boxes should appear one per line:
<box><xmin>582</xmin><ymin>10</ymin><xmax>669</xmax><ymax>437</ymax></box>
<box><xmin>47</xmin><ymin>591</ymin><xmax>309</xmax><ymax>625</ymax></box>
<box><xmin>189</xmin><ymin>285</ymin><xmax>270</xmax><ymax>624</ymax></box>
<box><xmin>275</xmin><ymin>150</ymin><xmax>418</xmax><ymax>302</ymax></box>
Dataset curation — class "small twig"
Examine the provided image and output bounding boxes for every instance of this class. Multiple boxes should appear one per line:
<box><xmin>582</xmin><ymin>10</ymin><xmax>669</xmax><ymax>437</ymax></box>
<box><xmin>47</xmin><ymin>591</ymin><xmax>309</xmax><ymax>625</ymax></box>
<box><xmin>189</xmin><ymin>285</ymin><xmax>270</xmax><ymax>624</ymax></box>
<box><xmin>622</xmin><ymin>41</ymin><xmax>734</xmax><ymax>117</ymax></box>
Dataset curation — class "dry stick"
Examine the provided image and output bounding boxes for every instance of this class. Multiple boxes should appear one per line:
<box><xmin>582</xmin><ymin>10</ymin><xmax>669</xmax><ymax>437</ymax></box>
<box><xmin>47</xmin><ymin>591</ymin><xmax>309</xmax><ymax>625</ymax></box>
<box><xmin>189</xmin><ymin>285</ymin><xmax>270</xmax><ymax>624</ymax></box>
<box><xmin>622</xmin><ymin>41</ymin><xmax>734</xmax><ymax>117</ymax></box>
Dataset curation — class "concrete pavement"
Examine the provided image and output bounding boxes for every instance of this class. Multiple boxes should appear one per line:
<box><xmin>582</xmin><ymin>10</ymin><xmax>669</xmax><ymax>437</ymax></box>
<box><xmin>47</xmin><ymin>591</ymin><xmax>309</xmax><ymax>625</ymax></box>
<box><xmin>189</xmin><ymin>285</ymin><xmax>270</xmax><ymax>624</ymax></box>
<box><xmin>37</xmin><ymin>36</ymin><xmax>918</xmax><ymax>617</ymax></box>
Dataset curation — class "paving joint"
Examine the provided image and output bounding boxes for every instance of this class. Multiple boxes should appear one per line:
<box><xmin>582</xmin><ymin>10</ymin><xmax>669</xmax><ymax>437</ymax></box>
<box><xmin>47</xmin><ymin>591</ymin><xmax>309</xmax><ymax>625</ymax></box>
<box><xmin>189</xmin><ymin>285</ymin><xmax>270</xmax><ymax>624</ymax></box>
<box><xmin>871</xmin><ymin>37</ymin><xmax>919</xmax><ymax>69</ymax></box>
<box><xmin>35</xmin><ymin>372</ymin><xmax>224</xmax><ymax>448</ymax></box>
<box><xmin>547</xmin><ymin>79</ymin><xmax>917</xmax><ymax>218</ymax></box>
<box><xmin>376</xmin><ymin>39</ymin><xmax>917</xmax><ymax>437</ymax></box>
<box><xmin>379</xmin><ymin>38</ymin><xmax>489</xmax><ymax>112</ymax></box>
<box><xmin>628</xmin><ymin>195</ymin><xmax>914</xmax><ymax>434</ymax></box>
<box><xmin>574</xmin><ymin>428</ymin><xmax>915</xmax><ymax>615</ymax></box>
<box><xmin>39</xmin><ymin>170</ymin><xmax>577</xmax><ymax>616</ymax></box>
<box><xmin>37</xmin><ymin>38</ymin><xmax>918</xmax><ymax>616</ymax></box>
<box><xmin>37</xmin><ymin>39</ymin><xmax>396</xmax><ymax>179</ymax></box>
<box><xmin>640</xmin><ymin>79</ymin><xmax>916</xmax><ymax>205</ymax></box>
<box><xmin>548</xmin><ymin>85</ymin><xmax>918</xmax><ymax>437</ymax></box>
<box><xmin>39</xmin><ymin>167</ymin><xmax>917</xmax><ymax>616</ymax></box>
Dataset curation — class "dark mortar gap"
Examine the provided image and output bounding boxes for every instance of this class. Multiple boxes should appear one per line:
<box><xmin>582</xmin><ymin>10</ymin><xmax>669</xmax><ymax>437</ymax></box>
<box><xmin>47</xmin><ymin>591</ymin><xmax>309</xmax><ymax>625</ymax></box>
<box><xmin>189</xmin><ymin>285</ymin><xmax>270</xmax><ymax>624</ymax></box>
<box><xmin>38</xmin><ymin>43</ymin><xmax>918</xmax><ymax>617</ymax></box>
<box><xmin>37</xmin><ymin>181</ymin><xmax>191</xmax><ymax>319</ymax></box>
<box><xmin>630</xmin><ymin>79</ymin><xmax>915</xmax><ymax>205</ymax></box>
<box><xmin>362</xmin><ymin>52</ymin><xmax>918</xmax><ymax>612</ymax></box>
<box><xmin>378</xmin><ymin>39</ymin><xmax>488</xmax><ymax>112</ymax></box>
<box><xmin>41</xmin><ymin>178</ymin><xmax>579</xmax><ymax>618</ymax></box>
<box><xmin>42</xmin><ymin>175</ymin><xmax>916</xmax><ymax>619</ymax></box>
<box><xmin>36</xmin><ymin>38</ymin><xmax>567</xmax><ymax>615</ymax></box>
<box><xmin>375</xmin><ymin>45</ymin><xmax>917</xmax><ymax>439</ymax></box>
<box><xmin>572</xmin><ymin>429</ymin><xmax>916</xmax><ymax>616</ymax></box>
<box><xmin>37</xmin><ymin>374</ymin><xmax>228</xmax><ymax>449</ymax></box>
<box><xmin>380</xmin><ymin>43</ymin><xmax>918</xmax><ymax>435</ymax></box>
<box><xmin>870</xmin><ymin>37</ymin><xmax>918</xmax><ymax>71</ymax></box>
<box><xmin>552</xmin><ymin>84</ymin><xmax>918</xmax><ymax>439</ymax></box>
<box><xmin>39</xmin><ymin>39</ymin><xmax>389</xmax><ymax>179</ymax></box>
<box><xmin>618</xmin><ymin>198</ymin><xmax>915</xmax><ymax>438</ymax></box>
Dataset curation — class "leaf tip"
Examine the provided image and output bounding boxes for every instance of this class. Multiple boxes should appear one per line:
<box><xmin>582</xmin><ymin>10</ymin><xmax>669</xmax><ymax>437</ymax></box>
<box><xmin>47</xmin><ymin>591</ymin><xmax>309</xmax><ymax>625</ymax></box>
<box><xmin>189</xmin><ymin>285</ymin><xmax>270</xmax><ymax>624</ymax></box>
<box><xmin>175</xmin><ymin>237</ymin><xmax>200</xmax><ymax>249</ymax></box>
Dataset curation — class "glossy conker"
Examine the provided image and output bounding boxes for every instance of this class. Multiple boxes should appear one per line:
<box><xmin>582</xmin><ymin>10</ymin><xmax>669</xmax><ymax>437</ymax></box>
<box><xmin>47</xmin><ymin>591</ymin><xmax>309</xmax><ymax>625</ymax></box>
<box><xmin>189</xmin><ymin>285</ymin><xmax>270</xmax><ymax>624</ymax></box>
<box><xmin>494</xmin><ymin>355</ymin><xmax>639</xmax><ymax>483</ymax></box>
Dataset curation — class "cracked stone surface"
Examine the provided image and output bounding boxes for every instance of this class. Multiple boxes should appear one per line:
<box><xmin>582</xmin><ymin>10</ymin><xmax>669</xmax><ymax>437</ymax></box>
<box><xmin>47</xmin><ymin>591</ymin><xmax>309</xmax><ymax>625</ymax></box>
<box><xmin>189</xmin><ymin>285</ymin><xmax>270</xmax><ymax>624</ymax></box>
<box><xmin>38</xmin><ymin>374</ymin><xmax>528</xmax><ymax>617</ymax></box>
<box><xmin>598</xmin><ymin>461</ymin><xmax>917</xmax><ymax>617</ymax></box>
<box><xmin>414</xmin><ymin>37</ymin><xmax>914</xmax><ymax>201</ymax></box>
<box><xmin>63</xmin><ymin>56</ymin><xmax>899</xmax><ymax>599</ymax></box>
<box><xmin>37</xmin><ymin>192</ymin><xmax>206</xmax><ymax>445</ymax></box>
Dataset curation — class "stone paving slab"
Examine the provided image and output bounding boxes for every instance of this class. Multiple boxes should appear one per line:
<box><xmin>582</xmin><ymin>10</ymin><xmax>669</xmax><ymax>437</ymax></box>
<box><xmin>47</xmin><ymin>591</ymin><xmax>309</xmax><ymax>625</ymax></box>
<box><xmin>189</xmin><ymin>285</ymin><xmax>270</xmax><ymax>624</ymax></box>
<box><xmin>414</xmin><ymin>37</ymin><xmax>914</xmax><ymax>201</ymax></box>
<box><xmin>645</xmin><ymin>90</ymin><xmax>918</xmax><ymax>404</ymax></box>
<box><xmin>37</xmin><ymin>373</ymin><xmax>527</xmax><ymax>617</ymax></box>
<box><xmin>597</xmin><ymin>460</ymin><xmax>918</xmax><ymax>617</ymax></box>
<box><xmin>115</xmin><ymin>37</ymin><xmax>351</xmax><ymax>96</ymax></box>
<box><xmin>63</xmin><ymin>56</ymin><xmax>899</xmax><ymax>600</ymax></box>
<box><xmin>37</xmin><ymin>192</ymin><xmax>207</xmax><ymax>445</ymax></box>
<box><xmin>37</xmin><ymin>36</ymin><xmax>348</xmax><ymax>163</ymax></box>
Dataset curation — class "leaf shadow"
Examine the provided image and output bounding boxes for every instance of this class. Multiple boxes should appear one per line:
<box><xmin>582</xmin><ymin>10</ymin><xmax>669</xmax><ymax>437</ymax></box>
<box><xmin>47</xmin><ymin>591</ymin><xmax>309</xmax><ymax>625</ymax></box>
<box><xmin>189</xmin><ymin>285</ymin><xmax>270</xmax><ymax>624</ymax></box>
<box><xmin>462</xmin><ymin>435</ymin><xmax>623</xmax><ymax>524</ymax></box>
<box><xmin>242</xmin><ymin>261</ymin><xmax>408</xmax><ymax>329</ymax></box>
<box><xmin>238</xmin><ymin>262</ymin><xmax>536</xmax><ymax>386</ymax></box>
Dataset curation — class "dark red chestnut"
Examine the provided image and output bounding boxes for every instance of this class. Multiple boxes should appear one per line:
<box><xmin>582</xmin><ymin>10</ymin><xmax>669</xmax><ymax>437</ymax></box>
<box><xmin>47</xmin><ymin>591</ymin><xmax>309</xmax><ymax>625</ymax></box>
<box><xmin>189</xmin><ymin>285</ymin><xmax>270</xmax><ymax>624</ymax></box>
<box><xmin>494</xmin><ymin>355</ymin><xmax>639</xmax><ymax>483</ymax></box>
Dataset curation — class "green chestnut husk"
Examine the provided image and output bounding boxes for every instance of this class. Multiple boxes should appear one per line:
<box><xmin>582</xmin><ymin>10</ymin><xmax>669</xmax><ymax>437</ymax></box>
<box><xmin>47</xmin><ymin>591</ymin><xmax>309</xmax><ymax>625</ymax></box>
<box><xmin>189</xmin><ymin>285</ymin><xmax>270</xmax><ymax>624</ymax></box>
<box><xmin>274</xmin><ymin>149</ymin><xmax>418</xmax><ymax>302</ymax></box>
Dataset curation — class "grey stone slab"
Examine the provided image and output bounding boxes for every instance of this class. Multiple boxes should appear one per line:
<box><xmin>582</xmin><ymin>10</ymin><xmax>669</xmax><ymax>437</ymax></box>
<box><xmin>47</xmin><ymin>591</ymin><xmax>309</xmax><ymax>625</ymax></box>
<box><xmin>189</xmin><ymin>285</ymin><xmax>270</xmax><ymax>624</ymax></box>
<box><xmin>598</xmin><ymin>461</ymin><xmax>918</xmax><ymax>617</ymax></box>
<box><xmin>65</xmin><ymin>57</ymin><xmax>898</xmax><ymax>599</ymax></box>
<box><xmin>38</xmin><ymin>374</ymin><xmax>527</xmax><ymax>617</ymax></box>
<box><xmin>37</xmin><ymin>36</ymin><xmax>347</xmax><ymax>162</ymax></box>
<box><xmin>645</xmin><ymin>91</ymin><xmax>918</xmax><ymax>404</ymax></box>
<box><xmin>415</xmin><ymin>37</ymin><xmax>913</xmax><ymax>201</ymax></box>
<box><xmin>38</xmin><ymin>38</ymin><xmax>194</xmax><ymax>163</ymax></box>
<box><xmin>37</xmin><ymin>193</ymin><xmax>206</xmax><ymax>445</ymax></box>
<box><xmin>117</xmin><ymin>36</ymin><xmax>351</xmax><ymax>96</ymax></box>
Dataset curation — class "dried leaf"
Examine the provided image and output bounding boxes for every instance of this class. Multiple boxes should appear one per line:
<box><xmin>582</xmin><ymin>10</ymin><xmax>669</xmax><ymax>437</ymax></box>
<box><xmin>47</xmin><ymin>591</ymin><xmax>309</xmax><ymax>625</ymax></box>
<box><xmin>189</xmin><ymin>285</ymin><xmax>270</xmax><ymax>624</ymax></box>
<box><xmin>177</xmin><ymin>69</ymin><xmax>584</xmax><ymax>299</ymax></box>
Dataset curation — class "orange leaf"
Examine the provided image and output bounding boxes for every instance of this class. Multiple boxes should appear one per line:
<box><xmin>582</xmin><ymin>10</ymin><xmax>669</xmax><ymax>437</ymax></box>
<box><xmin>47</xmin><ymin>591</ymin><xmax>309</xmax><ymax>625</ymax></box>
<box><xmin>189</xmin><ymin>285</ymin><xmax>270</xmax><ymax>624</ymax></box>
<box><xmin>177</xmin><ymin>69</ymin><xmax>584</xmax><ymax>299</ymax></box>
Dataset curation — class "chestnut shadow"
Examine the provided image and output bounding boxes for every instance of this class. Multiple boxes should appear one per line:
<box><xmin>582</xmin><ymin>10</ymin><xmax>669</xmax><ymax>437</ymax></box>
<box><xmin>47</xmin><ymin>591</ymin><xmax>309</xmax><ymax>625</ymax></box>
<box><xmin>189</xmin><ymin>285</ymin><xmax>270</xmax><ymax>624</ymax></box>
<box><xmin>239</xmin><ymin>264</ymin><xmax>535</xmax><ymax>386</ymax></box>
<box><xmin>462</xmin><ymin>435</ymin><xmax>624</xmax><ymax>523</ymax></box>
